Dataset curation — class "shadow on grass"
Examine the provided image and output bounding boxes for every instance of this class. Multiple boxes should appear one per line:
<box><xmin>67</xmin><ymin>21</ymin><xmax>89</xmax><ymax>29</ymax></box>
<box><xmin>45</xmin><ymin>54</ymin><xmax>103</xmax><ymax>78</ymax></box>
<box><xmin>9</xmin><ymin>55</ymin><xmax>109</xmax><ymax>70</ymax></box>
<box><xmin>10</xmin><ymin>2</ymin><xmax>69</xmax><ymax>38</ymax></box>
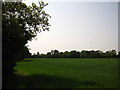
<box><xmin>9</xmin><ymin>74</ymin><xmax>99</xmax><ymax>88</ymax></box>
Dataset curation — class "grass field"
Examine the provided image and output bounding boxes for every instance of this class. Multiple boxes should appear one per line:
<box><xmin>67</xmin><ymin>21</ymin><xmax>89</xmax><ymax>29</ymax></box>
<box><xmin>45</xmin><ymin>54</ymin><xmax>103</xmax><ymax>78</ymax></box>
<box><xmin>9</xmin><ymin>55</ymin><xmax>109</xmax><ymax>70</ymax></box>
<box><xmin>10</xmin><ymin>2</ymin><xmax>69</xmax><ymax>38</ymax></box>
<box><xmin>14</xmin><ymin>58</ymin><xmax>118</xmax><ymax>88</ymax></box>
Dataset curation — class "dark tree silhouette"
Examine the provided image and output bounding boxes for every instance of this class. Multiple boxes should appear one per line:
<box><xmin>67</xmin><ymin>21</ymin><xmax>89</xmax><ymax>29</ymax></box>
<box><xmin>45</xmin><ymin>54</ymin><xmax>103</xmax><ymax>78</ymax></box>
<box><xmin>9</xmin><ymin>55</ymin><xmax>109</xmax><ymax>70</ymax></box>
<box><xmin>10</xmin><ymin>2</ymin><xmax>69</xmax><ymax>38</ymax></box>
<box><xmin>62</xmin><ymin>51</ymin><xmax>70</xmax><ymax>58</ymax></box>
<box><xmin>2</xmin><ymin>0</ymin><xmax>50</xmax><ymax>87</ymax></box>
<box><xmin>118</xmin><ymin>51</ymin><xmax>120</xmax><ymax>58</ymax></box>
<box><xmin>17</xmin><ymin>46</ymin><xmax>31</xmax><ymax>61</ymax></box>
<box><xmin>105</xmin><ymin>50</ymin><xmax>117</xmax><ymax>58</ymax></box>
<box><xmin>37</xmin><ymin>52</ymin><xmax>40</xmax><ymax>56</ymax></box>
<box><xmin>33</xmin><ymin>50</ymin><xmax>118</xmax><ymax>58</ymax></box>
<box><xmin>69</xmin><ymin>50</ymin><xmax>80</xmax><ymax>58</ymax></box>
<box><xmin>47</xmin><ymin>52</ymin><xmax>51</xmax><ymax>58</ymax></box>
<box><xmin>32</xmin><ymin>50</ymin><xmax>120</xmax><ymax>58</ymax></box>
<box><xmin>52</xmin><ymin>50</ymin><xmax>60</xmax><ymax>58</ymax></box>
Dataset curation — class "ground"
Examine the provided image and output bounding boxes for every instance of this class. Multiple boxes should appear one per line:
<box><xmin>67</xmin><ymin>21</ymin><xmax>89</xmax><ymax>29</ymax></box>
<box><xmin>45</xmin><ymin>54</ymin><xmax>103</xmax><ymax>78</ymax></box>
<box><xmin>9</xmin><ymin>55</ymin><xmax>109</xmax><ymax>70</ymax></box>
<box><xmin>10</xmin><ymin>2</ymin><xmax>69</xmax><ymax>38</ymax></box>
<box><xmin>11</xmin><ymin>58</ymin><xmax>118</xmax><ymax>88</ymax></box>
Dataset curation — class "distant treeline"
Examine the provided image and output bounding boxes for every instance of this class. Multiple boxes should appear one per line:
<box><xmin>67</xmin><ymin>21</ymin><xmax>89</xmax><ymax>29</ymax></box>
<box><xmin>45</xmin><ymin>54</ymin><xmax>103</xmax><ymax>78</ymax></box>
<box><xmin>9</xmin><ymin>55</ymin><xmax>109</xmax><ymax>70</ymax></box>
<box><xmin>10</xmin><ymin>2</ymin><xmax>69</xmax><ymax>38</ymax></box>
<box><xmin>29</xmin><ymin>50</ymin><xmax>120</xmax><ymax>58</ymax></box>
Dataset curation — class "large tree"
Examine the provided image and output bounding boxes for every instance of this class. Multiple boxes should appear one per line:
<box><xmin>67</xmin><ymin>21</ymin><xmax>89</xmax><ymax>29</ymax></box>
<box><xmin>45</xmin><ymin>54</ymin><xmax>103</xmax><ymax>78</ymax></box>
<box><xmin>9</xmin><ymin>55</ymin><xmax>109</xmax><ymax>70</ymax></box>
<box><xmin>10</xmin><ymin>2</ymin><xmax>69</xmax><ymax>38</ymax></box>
<box><xmin>2</xmin><ymin>0</ymin><xmax>50</xmax><ymax>87</ymax></box>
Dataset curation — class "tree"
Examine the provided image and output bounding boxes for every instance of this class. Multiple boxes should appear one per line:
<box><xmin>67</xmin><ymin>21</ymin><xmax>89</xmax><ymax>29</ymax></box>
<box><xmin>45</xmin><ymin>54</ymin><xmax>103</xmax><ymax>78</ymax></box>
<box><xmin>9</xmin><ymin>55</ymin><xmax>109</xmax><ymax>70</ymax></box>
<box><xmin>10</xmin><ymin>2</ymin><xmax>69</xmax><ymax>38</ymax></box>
<box><xmin>17</xmin><ymin>46</ymin><xmax>31</xmax><ymax>61</ymax></box>
<box><xmin>62</xmin><ymin>51</ymin><xmax>70</xmax><ymax>58</ymax></box>
<box><xmin>59</xmin><ymin>52</ymin><xmax>64</xmax><ymax>58</ymax></box>
<box><xmin>106</xmin><ymin>50</ymin><xmax>117</xmax><ymax>58</ymax></box>
<box><xmin>80</xmin><ymin>50</ymin><xmax>89</xmax><ymax>58</ymax></box>
<box><xmin>118</xmin><ymin>51</ymin><xmax>120</xmax><ymax>58</ymax></box>
<box><xmin>69</xmin><ymin>50</ymin><xmax>80</xmax><ymax>58</ymax></box>
<box><xmin>51</xmin><ymin>50</ymin><xmax>60</xmax><ymax>58</ymax></box>
<box><xmin>98</xmin><ymin>51</ymin><xmax>105</xmax><ymax>58</ymax></box>
<box><xmin>111</xmin><ymin>50</ymin><xmax>117</xmax><ymax>58</ymax></box>
<box><xmin>47</xmin><ymin>52</ymin><xmax>51</xmax><ymax>58</ymax></box>
<box><xmin>2</xmin><ymin>0</ymin><xmax>50</xmax><ymax>87</ymax></box>
<box><xmin>37</xmin><ymin>52</ymin><xmax>40</xmax><ymax>56</ymax></box>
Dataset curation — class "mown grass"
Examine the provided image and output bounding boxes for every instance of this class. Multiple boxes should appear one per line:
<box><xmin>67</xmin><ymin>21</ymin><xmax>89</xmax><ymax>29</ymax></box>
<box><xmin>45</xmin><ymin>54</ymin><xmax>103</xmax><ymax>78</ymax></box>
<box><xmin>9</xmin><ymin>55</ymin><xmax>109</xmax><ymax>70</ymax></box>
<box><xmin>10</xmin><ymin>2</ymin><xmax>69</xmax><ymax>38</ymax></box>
<box><xmin>14</xmin><ymin>58</ymin><xmax>118</xmax><ymax>88</ymax></box>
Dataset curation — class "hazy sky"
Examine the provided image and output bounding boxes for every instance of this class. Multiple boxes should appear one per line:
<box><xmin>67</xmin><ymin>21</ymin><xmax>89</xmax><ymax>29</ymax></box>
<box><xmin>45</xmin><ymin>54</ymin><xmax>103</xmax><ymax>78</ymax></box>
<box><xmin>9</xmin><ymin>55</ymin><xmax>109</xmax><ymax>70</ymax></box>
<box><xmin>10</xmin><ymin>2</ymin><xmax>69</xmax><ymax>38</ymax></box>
<box><xmin>23</xmin><ymin>1</ymin><xmax>118</xmax><ymax>54</ymax></box>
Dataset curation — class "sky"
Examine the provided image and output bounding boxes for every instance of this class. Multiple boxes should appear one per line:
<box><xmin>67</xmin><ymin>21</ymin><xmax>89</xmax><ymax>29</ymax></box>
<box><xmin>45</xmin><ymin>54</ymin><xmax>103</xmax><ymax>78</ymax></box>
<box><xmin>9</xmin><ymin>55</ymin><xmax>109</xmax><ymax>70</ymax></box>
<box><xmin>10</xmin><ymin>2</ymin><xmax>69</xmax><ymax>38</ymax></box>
<box><xmin>23</xmin><ymin>0</ymin><xmax>118</xmax><ymax>54</ymax></box>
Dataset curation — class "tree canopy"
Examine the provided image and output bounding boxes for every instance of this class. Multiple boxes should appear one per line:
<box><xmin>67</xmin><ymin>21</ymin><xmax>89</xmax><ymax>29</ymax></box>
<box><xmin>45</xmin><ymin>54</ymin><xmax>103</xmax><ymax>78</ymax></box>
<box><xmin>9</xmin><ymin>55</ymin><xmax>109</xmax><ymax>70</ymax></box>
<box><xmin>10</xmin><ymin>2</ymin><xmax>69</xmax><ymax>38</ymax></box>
<box><xmin>31</xmin><ymin>49</ymin><xmax>118</xmax><ymax>58</ymax></box>
<box><xmin>2</xmin><ymin>0</ymin><xmax>51</xmax><ymax>88</ymax></box>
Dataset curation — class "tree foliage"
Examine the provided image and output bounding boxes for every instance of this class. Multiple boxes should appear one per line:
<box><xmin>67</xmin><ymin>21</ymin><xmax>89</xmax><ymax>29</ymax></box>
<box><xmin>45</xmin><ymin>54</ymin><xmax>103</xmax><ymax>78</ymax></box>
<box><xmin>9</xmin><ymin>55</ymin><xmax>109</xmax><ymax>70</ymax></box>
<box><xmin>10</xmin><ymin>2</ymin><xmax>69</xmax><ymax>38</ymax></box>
<box><xmin>2</xmin><ymin>0</ymin><xmax>50</xmax><ymax>87</ymax></box>
<box><xmin>69</xmin><ymin>50</ymin><xmax>80</xmax><ymax>58</ymax></box>
<box><xmin>31</xmin><ymin>49</ymin><xmax>118</xmax><ymax>58</ymax></box>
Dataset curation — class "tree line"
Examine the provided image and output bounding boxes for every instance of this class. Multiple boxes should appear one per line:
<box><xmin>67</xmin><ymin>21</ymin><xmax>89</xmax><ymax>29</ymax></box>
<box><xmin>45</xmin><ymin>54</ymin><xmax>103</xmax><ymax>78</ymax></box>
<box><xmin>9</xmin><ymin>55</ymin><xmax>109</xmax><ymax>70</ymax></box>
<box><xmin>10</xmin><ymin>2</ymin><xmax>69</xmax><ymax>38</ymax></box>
<box><xmin>30</xmin><ymin>49</ymin><xmax>120</xmax><ymax>58</ymax></box>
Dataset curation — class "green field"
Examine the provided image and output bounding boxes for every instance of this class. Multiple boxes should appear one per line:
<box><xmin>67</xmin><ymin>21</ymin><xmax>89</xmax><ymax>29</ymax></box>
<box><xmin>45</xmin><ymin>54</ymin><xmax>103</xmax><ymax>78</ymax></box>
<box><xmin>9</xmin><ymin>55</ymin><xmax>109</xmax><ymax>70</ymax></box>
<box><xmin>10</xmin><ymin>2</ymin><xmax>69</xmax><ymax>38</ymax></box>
<box><xmin>14</xmin><ymin>58</ymin><xmax>118</xmax><ymax>88</ymax></box>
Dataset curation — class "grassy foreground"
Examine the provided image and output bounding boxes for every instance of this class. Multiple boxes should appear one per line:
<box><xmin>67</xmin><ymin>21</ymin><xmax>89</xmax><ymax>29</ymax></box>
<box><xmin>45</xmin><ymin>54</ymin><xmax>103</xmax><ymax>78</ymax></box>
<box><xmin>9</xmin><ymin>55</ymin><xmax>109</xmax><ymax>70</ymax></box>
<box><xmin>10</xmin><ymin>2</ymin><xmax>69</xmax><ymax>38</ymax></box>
<box><xmin>14</xmin><ymin>58</ymin><xmax>118</xmax><ymax>88</ymax></box>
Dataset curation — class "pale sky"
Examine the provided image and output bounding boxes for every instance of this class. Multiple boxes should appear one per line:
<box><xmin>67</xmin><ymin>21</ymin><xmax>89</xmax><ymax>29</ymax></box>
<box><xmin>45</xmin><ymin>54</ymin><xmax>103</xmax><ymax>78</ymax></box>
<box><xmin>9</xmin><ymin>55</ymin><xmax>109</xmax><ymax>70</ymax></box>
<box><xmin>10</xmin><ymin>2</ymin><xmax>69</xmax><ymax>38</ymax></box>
<box><xmin>23</xmin><ymin>0</ymin><xmax>118</xmax><ymax>54</ymax></box>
